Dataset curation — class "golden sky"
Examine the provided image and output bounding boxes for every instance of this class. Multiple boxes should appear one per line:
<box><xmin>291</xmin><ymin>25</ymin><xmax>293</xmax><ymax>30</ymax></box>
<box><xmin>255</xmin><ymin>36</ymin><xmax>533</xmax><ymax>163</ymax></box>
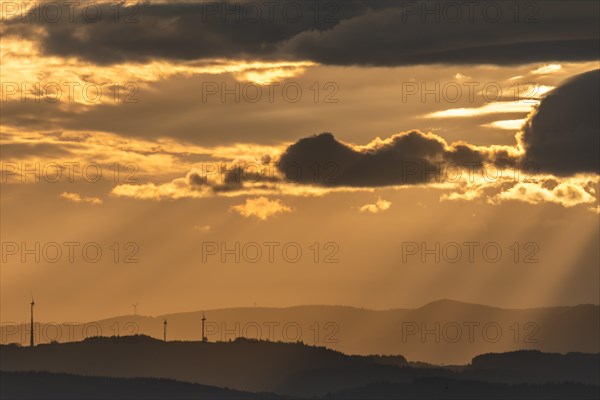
<box><xmin>1</xmin><ymin>0</ymin><xmax>598</xmax><ymax>323</ymax></box>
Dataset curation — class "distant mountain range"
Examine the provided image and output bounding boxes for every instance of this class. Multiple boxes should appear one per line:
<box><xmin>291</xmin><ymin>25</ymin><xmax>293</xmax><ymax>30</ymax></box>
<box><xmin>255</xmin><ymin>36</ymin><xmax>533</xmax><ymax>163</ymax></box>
<box><xmin>2</xmin><ymin>300</ymin><xmax>598</xmax><ymax>364</ymax></box>
<box><xmin>1</xmin><ymin>336</ymin><xmax>598</xmax><ymax>397</ymax></box>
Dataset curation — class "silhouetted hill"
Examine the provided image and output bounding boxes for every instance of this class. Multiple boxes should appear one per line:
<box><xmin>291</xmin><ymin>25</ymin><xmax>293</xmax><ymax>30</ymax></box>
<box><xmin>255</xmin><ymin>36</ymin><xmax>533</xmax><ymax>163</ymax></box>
<box><xmin>0</xmin><ymin>371</ymin><xmax>282</xmax><ymax>399</ymax></box>
<box><xmin>4</xmin><ymin>371</ymin><xmax>598</xmax><ymax>400</ymax></box>
<box><xmin>466</xmin><ymin>350</ymin><xmax>600</xmax><ymax>384</ymax></box>
<box><xmin>325</xmin><ymin>378</ymin><xmax>600</xmax><ymax>399</ymax></box>
<box><xmin>3</xmin><ymin>300</ymin><xmax>597</xmax><ymax>364</ymax></box>
<box><xmin>0</xmin><ymin>336</ymin><xmax>417</xmax><ymax>397</ymax></box>
<box><xmin>1</xmin><ymin>336</ymin><xmax>598</xmax><ymax>397</ymax></box>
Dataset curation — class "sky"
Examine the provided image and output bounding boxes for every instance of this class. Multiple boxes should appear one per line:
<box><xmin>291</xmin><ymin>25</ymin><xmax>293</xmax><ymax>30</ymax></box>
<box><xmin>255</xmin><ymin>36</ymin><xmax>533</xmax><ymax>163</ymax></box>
<box><xmin>0</xmin><ymin>0</ymin><xmax>599</xmax><ymax>323</ymax></box>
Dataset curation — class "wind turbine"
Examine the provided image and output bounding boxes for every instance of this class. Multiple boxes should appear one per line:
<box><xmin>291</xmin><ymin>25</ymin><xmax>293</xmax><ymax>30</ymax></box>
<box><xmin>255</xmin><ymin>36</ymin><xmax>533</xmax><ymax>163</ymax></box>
<box><xmin>132</xmin><ymin>302</ymin><xmax>138</xmax><ymax>316</ymax></box>
<box><xmin>163</xmin><ymin>318</ymin><xmax>167</xmax><ymax>342</ymax></box>
<box><xmin>201</xmin><ymin>312</ymin><xmax>207</xmax><ymax>342</ymax></box>
<box><xmin>30</xmin><ymin>297</ymin><xmax>35</xmax><ymax>347</ymax></box>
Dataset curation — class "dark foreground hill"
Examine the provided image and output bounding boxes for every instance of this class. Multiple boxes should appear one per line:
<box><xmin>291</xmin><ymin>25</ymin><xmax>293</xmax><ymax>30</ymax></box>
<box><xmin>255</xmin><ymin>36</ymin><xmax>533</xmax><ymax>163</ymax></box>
<box><xmin>325</xmin><ymin>379</ymin><xmax>600</xmax><ymax>399</ymax></box>
<box><xmin>2</xmin><ymin>372</ymin><xmax>599</xmax><ymax>400</ymax></box>
<box><xmin>0</xmin><ymin>371</ymin><xmax>282</xmax><ymax>400</ymax></box>
<box><xmin>1</xmin><ymin>336</ymin><xmax>598</xmax><ymax>397</ymax></box>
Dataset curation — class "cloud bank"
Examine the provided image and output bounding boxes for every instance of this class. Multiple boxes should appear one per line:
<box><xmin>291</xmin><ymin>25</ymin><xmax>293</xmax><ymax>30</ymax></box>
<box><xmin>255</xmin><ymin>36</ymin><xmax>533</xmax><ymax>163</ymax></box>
<box><xmin>4</xmin><ymin>1</ymin><xmax>599</xmax><ymax>66</ymax></box>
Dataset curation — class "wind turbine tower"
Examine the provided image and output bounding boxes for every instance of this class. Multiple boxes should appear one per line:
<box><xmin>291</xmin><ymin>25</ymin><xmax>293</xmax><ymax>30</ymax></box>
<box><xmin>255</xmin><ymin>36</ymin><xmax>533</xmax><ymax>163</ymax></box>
<box><xmin>201</xmin><ymin>312</ymin><xmax>207</xmax><ymax>342</ymax></box>
<box><xmin>30</xmin><ymin>297</ymin><xmax>35</xmax><ymax>347</ymax></box>
<box><xmin>163</xmin><ymin>318</ymin><xmax>167</xmax><ymax>342</ymax></box>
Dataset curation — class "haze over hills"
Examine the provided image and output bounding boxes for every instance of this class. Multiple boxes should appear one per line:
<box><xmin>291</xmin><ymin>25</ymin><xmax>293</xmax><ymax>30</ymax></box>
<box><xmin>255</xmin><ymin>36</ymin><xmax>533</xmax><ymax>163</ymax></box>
<box><xmin>2</xmin><ymin>300</ymin><xmax>597</xmax><ymax>364</ymax></box>
<box><xmin>1</xmin><ymin>337</ymin><xmax>598</xmax><ymax>397</ymax></box>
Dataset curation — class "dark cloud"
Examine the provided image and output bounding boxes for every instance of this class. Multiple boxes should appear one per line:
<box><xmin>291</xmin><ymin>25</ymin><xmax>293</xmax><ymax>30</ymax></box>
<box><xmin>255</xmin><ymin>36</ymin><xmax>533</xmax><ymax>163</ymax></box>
<box><xmin>186</xmin><ymin>165</ymin><xmax>281</xmax><ymax>194</ymax></box>
<box><xmin>280</xmin><ymin>3</ymin><xmax>600</xmax><ymax>66</ymax></box>
<box><xmin>187</xmin><ymin>171</ymin><xmax>208</xmax><ymax>187</ymax></box>
<box><xmin>521</xmin><ymin>69</ymin><xmax>600</xmax><ymax>175</ymax></box>
<box><xmin>277</xmin><ymin>131</ymin><xmax>507</xmax><ymax>186</ymax></box>
<box><xmin>3</xmin><ymin>1</ymin><xmax>366</xmax><ymax>64</ymax></box>
<box><xmin>5</xmin><ymin>1</ymin><xmax>599</xmax><ymax>66</ymax></box>
<box><xmin>279</xmin><ymin>69</ymin><xmax>600</xmax><ymax>188</ymax></box>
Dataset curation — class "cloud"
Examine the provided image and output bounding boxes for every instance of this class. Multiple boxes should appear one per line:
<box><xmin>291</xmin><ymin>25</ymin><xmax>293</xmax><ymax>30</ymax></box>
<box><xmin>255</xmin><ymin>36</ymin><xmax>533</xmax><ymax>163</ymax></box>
<box><xmin>440</xmin><ymin>175</ymin><xmax>598</xmax><ymax>208</ymax></box>
<box><xmin>424</xmin><ymin>101</ymin><xmax>539</xmax><ymax>119</ymax></box>
<box><xmin>422</xmin><ymin>84</ymin><xmax>554</xmax><ymax>120</ymax></box>
<box><xmin>0</xmin><ymin>35</ymin><xmax>314</xmax><ymax>104</ymax></box>
<box><xmin>193</xmin><ymin>225</ymin><xmax>211</xmax><ymax>233</ymax></box>
<box><xmin>493</xmin><ymin>180</ymin><xmax>596</xmax><ymax>207</ymax></box>
<box><xmin>281</xmin><ymin>3</ymin><xmax>599</xmax><ymax>67</ymax></box>
<box><xmin>277</xmin><ymin>68</ymin><xmax>599</xmax><ymax>189</ymax></box>
<box><xmin>59</xmin><ymin>192</ymin><xmax>102</xmax><ymax>205</ymax></box>
<box><xmin>111</xmin><ymin>172</ymin><xmax>212</xmax><ymax>200</ymax></box>
<box><xmin>230</xmin><ymin>197</ymin><xmax>292</xmax><ymax>220</ymax></box>
<box><xmin>110</xmin><ymin>163</ymin><xmax>372</xmax><ymax>200</ymax></box>
<box><xmin>360</xmin><ymin>197</ymin><xmax>391</xmax><ymax>213</ymax></box>
<box><xmin>0</xmin><ymin>127</ymin><xmax>289</xmax><ymax>184</ymax></box>
<box><xmin>105</xmin><ymin>125</ymin><xmax>598</xmax><ymax>212</ymax></box>
<box><xmin>0</xmin><ymin>142</ymin><xmax>77</xmax><ymax>160</ymax></box>
<box><xmin>4</xmin><ymin>1</ymin><xmax>599</xmax><ymax>66</ymax></box>
<box><xmin>531</xmin><ymin>64</ymin><xmax>562</xmax><ymax>75</ymax></box>
<box><xmin>277</xmin><ymin>130</ymin><xmax>518</xmax><ymax>187</ymax></box>
<box><xmin>520</xmin><ymin>69</ymin><xmax>600</xmax><ymax>175</ymax></box>
<box><xmin>482</xmin><ymin>119</ymin><xmax>527</xmax><ymax>131</ymax></box>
